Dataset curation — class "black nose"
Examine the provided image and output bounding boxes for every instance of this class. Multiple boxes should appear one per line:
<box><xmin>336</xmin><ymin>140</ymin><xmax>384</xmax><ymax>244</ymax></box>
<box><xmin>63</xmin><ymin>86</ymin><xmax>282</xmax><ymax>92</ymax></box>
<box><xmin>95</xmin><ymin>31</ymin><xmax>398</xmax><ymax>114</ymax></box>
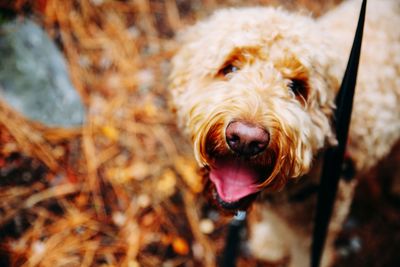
<box><xmin>225</xmin><ymin>121</ymin><xmax>269</xmax><ymax>157</ymax></box>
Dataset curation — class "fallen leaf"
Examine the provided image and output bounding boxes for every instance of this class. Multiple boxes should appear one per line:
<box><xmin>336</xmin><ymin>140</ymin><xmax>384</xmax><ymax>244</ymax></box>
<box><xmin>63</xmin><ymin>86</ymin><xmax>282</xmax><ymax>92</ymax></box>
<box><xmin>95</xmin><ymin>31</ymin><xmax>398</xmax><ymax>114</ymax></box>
<box><xmin>101</xmin><ymin>125</ymin><xmax>119</xmax><ymax>141</ymax></box>
<box><xmin>172</xmin><ymin>237</ymin><xmax>190</xmax><ymax>255</ymax></box>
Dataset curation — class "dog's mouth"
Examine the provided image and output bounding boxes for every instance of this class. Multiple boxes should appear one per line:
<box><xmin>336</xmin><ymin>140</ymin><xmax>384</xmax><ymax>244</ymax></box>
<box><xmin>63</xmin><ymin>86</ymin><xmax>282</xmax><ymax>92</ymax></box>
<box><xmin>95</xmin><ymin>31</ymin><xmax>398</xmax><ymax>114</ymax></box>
<box><xmin>202</xmin><ymin>121</ymin><xmax>278</xmax><ymax>210</ymax></box>
<box><xmin>208</xmin><ymin>158</ymin><xmax>270</xmax><ymax>209</ymax></box>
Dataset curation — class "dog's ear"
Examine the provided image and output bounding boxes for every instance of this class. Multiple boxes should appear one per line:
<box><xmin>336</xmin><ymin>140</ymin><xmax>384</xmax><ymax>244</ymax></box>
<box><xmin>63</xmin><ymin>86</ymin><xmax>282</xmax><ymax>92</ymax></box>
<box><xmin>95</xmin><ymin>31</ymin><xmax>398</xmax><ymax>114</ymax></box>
<box><xmin>306</xmin><ymin>42</ymin><xmax>341</xmax><ymax>147</ymax></box>
<box><xmin>308</xmin><ymin>70</ymin><xmax>339</xmax><ymax>147</ymax></box>
<box><xmin>168</xmin><ymin>21</ymin><xmax>208</xmax><ymax>135</ymax></box>
<box><xmin>169</xmin><ymin>21</ymin><xmax>204</xmax><ymax>100</ymax></box>
<box><xmin>168</xmin><ymin>29</ymin><xmax>191</xmax><ymax>116</ymax></box>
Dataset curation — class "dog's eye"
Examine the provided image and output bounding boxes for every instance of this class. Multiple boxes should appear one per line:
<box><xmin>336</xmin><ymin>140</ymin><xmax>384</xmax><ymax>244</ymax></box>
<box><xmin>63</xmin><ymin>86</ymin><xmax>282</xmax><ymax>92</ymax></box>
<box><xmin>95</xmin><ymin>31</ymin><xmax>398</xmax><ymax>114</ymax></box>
<box><xmin>220</xmin><ymin>64</ymin><xmax>239</xmax><ymax>76</ymax></box>
<box><xmin>288</xmin><ymin>79</ymin><xmax>308</xmax><ymax>102</ymax></box>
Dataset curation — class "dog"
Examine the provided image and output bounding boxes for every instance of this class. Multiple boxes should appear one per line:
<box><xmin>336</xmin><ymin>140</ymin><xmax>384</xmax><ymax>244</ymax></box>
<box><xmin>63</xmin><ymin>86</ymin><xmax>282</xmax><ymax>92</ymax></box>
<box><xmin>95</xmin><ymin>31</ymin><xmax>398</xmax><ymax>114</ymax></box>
<box><xmin>169</xmin><ymin>0</ymin><xmax>400</xmax><ymax>266</ymax></box>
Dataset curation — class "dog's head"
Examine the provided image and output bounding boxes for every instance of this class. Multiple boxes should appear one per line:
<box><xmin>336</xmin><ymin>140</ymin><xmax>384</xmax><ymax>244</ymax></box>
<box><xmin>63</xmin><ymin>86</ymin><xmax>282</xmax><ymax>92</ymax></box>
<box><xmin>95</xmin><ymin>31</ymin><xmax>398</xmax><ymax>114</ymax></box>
<box><xmin>169</xmin><ymin>7</ymin><xmax>339</xmax><ymax>211</ymax></box>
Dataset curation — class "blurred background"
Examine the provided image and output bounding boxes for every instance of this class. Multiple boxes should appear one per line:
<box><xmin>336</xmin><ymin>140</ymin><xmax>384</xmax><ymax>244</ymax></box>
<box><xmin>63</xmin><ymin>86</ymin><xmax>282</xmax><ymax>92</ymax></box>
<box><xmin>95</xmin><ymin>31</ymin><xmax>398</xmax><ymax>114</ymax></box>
<box><xmin>0</xmin><ymin>0</ymin><xmax>399</xmax><ymax>266</ymax></box>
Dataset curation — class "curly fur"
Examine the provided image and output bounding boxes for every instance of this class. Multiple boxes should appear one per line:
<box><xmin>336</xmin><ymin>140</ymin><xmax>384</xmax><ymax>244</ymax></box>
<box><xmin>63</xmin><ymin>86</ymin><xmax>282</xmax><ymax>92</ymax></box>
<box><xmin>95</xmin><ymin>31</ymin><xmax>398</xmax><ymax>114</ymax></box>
<box><xmin>170</xmin><ymin>7</ymin><xmax>341</xmax><ymax>189</ymax></box>
<box><xmin>169</xmin><ymin>0</ymin><xmax>400</xmax><ymax>265</ymax></box>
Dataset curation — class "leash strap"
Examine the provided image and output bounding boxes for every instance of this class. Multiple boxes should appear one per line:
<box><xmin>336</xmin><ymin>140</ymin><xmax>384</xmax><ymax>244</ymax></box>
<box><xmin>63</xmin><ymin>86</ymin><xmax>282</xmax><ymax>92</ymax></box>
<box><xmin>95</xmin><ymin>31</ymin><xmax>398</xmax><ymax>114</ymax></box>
<box><xmin>311</xmin><ymin>1</ymin><xmax>367</xmax><ymax>267</ymax></box>
<box><xmin>221</xmin><ymin>211</ymin><xmax>246</xmax><ymax>267</ymax></box>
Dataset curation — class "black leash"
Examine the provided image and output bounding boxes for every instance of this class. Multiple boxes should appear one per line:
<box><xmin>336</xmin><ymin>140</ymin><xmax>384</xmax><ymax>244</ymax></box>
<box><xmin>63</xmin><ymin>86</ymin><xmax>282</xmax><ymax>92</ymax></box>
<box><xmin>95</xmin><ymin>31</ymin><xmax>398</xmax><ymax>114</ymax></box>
<box><xmin>311</xmin><ymin>1</ymin><xmax>367</xmax><ymax>267</ymax></box>
<box><xmin>221</xmin><ymin>211</ymin><xmax>246</xmax><ymax>267</ymax></box>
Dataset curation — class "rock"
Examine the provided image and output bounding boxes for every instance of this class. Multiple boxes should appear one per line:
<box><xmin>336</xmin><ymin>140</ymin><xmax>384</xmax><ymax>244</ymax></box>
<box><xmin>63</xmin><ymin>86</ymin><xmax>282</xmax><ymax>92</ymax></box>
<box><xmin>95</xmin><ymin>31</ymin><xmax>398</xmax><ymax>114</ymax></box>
<box><xmin>0</xmin><ymin>18</ymin><xmax>85</xmax><ymax>127</ymax></box>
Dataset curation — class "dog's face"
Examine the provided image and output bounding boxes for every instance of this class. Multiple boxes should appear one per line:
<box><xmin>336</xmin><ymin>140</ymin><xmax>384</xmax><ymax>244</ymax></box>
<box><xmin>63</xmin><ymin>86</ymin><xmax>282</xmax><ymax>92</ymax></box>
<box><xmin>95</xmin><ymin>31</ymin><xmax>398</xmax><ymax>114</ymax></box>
<box><xmin>170</xmin><ymin>7</ymin><xmax>339</xmax><ymax>210</ymax></box>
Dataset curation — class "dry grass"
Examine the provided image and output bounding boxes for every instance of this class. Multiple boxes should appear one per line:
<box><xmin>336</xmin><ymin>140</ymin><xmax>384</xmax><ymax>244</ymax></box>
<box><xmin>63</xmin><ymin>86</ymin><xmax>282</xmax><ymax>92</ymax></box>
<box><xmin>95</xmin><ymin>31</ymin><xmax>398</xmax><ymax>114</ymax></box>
<box><xmin>0</xmin><ymin>0</ymin><xmax>340</xmax><ymax>266</ymax></box>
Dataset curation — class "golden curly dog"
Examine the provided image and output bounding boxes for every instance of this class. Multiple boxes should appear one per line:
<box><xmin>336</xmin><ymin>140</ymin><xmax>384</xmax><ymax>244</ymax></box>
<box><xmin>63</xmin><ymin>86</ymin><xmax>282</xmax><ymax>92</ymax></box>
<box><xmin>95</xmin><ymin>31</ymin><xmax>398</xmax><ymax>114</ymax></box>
<box><xmin>169</xmin><ymin>0</ymin><xmax>400</xmax><ymax>265</ymax></box>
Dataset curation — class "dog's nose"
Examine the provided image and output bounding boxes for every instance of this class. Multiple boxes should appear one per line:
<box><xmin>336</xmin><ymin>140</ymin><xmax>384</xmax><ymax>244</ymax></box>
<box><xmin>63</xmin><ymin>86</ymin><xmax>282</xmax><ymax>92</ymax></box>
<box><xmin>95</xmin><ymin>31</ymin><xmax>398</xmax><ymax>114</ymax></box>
<box><xmin>225</xmin><ymin>121</ymin><xmax>269</xmax><ymax>156</ymax></box>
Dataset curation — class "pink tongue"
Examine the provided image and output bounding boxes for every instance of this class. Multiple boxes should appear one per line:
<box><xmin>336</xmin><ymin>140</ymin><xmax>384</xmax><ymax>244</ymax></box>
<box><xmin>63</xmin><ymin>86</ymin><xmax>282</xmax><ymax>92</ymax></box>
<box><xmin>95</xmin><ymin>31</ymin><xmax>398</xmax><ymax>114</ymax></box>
<box><xmin>209</xmin><ymin>161</ymin><xmax>261</xmax><ymax>202</ymax></box>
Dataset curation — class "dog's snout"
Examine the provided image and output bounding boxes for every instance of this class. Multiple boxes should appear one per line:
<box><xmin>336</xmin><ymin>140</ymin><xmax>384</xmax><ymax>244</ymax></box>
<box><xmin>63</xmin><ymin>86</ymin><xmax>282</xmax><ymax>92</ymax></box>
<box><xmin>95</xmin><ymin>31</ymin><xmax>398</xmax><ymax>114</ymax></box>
<box><xmin>225</xmin><ymin>121</ymin><xmax>269</xmax><ymax>156</ymax></box>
